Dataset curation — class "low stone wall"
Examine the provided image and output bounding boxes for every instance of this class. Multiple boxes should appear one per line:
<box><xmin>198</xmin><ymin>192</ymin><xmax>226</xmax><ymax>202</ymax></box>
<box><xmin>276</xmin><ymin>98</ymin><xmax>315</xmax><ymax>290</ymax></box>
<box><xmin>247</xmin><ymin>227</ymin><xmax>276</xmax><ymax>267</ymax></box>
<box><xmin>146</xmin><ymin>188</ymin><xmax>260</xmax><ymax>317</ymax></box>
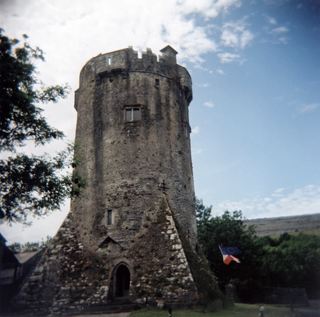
<box><xmin>263</xmin><ymin>287</ymin><xmax>309</xmax><ymax>305</ymax></box>
<box><xmin>225</xmin><ymin>284</ymin><xmax>240</xmax><ymax>303</ymax></box>
<box><xmin>225</xmin><ymin>285</ymin><xmax>309</xmax><ymax>305</ymax></box>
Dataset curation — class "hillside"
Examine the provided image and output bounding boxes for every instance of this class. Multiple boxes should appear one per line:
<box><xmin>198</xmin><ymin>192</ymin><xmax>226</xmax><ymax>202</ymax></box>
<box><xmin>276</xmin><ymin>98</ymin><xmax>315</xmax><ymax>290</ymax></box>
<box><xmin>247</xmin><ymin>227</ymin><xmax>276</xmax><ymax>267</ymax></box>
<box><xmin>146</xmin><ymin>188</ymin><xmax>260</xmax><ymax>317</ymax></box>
<box><xmin>243</xmin><ymin>213</ymin><xmax>320</xmax><ymax>237</ymax></box>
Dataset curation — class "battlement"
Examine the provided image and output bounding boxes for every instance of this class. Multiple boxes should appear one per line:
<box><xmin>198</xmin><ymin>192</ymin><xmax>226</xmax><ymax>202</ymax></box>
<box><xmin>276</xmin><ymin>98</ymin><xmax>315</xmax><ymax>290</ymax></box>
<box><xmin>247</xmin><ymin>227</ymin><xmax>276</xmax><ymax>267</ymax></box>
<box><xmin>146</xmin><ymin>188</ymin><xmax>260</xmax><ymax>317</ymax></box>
<box><xmin>92</xmin><ymin>45</ymin><xmax>178</xmax><ymax>72</ymax></box>
<box><xmin>78</xmin><ymin>46</ymin><xmax>192</xmax><ymax>99</ymax></box>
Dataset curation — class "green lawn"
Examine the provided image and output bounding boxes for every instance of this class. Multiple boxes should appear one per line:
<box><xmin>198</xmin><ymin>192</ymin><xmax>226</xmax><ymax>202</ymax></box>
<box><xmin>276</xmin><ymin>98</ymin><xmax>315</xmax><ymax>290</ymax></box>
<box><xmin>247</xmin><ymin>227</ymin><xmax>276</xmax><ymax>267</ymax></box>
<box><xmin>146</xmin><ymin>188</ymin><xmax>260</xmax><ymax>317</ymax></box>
<box><xmin>130</xmin><ymin>303</ymin><xmax>299</xmax><ymax>317</ymax></box>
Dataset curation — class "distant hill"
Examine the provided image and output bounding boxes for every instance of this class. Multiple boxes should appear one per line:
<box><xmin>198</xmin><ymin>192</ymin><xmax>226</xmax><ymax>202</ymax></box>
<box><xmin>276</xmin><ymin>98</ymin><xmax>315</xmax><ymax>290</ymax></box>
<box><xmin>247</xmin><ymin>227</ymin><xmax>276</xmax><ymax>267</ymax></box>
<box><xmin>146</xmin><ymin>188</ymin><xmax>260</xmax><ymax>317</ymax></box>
<box><xmin>243</xmin><ymin>213</ymin><xmax>320</xmax><ymax>237</ymax></box>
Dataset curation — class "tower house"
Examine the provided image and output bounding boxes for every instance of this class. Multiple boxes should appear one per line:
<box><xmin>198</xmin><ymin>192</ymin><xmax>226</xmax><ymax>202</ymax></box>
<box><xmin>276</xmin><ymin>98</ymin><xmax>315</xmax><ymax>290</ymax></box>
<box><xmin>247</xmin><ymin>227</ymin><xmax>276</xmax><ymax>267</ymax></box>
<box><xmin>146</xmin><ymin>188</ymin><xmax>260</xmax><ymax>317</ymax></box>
<box><xmin>15</xmin><ymin>46</ymin><xmax>199</xmax><ymax>314</ymax></box>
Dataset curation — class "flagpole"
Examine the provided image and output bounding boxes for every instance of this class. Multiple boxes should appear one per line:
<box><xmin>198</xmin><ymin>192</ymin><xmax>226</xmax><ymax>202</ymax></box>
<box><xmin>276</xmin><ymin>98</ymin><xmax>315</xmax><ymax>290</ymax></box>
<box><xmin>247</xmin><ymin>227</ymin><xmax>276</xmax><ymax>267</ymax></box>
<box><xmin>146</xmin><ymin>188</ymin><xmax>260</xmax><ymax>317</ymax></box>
<box><xmin>219</xmin><ymin>245</ymin><xmax>226</xmax><ymax>286</ymax></box>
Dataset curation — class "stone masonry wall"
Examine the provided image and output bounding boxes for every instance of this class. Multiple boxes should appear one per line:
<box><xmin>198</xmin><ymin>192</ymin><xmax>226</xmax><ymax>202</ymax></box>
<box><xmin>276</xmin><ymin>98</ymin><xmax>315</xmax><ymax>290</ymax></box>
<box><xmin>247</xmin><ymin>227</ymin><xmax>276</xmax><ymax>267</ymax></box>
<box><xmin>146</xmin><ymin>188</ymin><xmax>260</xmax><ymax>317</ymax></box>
<box><xmin>14</xmin><ymin>46</ymin><xmax>200</xmax><ymax>313</ymax></box>
<box><xmin>15</xmin><ymin>195</ymin><xmax>197</xmax><ymax>314</ymax></box>
<box><xmin>128</xmin><ymin>196</ymin><xmax>197</xmax><ymax>306</ymax></box>
<box><xmin>73</xmin><ymin>46</ymin><xmax>197</xmax><ymax>251</ymax></box>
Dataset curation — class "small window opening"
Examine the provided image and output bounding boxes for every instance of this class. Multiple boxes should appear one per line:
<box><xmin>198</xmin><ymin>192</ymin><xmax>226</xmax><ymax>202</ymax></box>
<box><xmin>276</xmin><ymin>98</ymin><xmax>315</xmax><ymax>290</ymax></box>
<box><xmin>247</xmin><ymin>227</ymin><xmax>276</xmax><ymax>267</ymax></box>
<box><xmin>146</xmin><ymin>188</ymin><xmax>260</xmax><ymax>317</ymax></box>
<box><xmin>108</xmin><ymin>57</ymin><xmax>111</xmax><ymax>65</ymax></box>
<box><xmin>125</xmin><ymin>107</ymin><xmax>141</xmax><ymax>122</ymax></box>
<box><xmin>107</xmin><ymin>210</ymin><xmax>113</xmax><ymax>225</ymax></box>
<box><xmin>155</xmin><ymin>78</ymin><xmax>160</xmax><ymax>87</ymax></box>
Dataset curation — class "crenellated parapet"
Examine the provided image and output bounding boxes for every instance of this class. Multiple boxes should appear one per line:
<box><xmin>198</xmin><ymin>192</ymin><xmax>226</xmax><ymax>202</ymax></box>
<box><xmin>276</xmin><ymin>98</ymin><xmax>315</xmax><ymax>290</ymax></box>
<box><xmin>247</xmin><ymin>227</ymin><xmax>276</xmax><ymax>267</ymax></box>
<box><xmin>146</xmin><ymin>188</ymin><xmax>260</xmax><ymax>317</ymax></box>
<box><xmin>75</xmin><ymin>45</ymin><xmax>192</xmax><ymax>111</ymax></box>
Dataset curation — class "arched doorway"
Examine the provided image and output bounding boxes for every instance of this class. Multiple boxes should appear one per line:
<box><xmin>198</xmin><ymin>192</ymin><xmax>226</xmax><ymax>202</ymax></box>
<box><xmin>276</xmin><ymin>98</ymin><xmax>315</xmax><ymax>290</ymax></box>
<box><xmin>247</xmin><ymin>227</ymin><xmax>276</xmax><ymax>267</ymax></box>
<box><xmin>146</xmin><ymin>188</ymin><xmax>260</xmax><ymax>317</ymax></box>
<box><xmin>115</xmin><ymin>264</ymin><xmax>130</xmax><ymax>297</ymax></box>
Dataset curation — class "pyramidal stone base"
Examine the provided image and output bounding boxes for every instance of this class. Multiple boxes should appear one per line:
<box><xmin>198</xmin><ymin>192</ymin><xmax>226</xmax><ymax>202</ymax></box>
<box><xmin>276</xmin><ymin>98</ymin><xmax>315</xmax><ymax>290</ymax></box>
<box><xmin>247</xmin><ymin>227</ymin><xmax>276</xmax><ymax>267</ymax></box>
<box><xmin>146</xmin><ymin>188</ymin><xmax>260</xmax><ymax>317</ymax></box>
<box><xmin>13</xmin><ymin>196</ymin><xmax>198</xmax><ymax>315</ymax></box>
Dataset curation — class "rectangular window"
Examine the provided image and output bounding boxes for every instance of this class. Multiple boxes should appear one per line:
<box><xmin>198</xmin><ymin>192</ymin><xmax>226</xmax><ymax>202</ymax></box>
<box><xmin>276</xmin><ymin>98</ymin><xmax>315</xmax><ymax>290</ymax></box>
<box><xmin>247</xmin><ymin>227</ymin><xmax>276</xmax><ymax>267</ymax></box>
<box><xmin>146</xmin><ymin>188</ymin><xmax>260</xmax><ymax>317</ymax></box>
<box><xmin>125</xmin><ymin>106</ymin><xmax>141</xmax><ymax>122</ymax></box>
<box><xmin>133</xmin><ymin>108</ymin><xmax>140</xmax><ymax>121</ymax></box>
<box><xmin>155</xmin><ymin>78</ymin><xmax>160</xmax><ymax>87</ymax></box>
<box><xmin>107</xmin><ymin>210</ymin><xmax>113</xmax><ymax>225</ymax></box>
<box><xmin>126</xmin><ymin>109</ymin><xmax>132</xmax><ymax>122</ymax></box>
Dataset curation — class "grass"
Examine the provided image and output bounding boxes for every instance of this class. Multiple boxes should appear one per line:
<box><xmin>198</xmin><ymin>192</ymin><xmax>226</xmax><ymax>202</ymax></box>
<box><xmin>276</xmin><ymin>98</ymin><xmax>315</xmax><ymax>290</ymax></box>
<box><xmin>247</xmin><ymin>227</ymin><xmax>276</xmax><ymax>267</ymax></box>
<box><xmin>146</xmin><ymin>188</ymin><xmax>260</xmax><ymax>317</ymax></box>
<box><xmin>130</xmin><ymin>303</ymin><xmax>299</xmax><ymax>317</ymax></box>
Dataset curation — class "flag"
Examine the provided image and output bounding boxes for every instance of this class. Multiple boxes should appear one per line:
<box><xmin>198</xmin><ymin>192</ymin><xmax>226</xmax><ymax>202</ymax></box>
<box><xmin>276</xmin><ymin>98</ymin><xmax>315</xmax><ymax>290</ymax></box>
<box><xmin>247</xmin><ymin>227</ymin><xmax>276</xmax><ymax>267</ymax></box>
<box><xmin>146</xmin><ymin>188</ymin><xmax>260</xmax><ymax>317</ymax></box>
<box><xmin>219</xmin><ymin>246</ymin><xmax>242</xmax><ymax>265</ymax></box>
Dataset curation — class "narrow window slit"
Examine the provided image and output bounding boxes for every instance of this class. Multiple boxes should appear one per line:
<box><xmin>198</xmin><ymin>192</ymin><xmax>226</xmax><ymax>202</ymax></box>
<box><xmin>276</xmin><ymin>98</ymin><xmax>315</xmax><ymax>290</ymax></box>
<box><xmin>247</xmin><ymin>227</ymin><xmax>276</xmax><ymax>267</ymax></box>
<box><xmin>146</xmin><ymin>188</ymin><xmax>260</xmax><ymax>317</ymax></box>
<box><xmin>107</xmin><ymin>210</ymin><xmax>113</xmax><ymax>225</ymax></box>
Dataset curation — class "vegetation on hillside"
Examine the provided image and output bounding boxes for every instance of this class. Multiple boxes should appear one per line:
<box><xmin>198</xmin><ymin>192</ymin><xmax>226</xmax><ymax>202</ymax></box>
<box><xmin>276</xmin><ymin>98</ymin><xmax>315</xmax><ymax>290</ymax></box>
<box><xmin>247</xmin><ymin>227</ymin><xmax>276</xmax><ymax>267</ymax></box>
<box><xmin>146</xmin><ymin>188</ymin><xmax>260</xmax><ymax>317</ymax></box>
<box><xmin>196</xmin><ymin>198</ymin><xmax>320</xmax><ymax>301</ymax></box>
<box><xmin>8</xmin><ymin>236</ymin><xmax>52</xmax><ymax>253</ymax></box>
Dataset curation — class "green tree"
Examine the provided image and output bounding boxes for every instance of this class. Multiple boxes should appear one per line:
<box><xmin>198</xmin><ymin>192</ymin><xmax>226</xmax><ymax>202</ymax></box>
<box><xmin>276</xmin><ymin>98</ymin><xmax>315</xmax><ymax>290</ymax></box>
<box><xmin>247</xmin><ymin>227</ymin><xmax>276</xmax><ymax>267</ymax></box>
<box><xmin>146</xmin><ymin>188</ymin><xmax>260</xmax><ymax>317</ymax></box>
<box><xmin>259</xmin><ymin>232</ymin><xmax>320</xmax><ymax>293</ymax></box>
<box><xmin>0</xmin><ymin>30</ymin><xmax>86</xmax><ymax>224</ymax></box>
<box><xmin>196</xmin><ymin>199</ymin><xmax>320</xmax><ymax>301</ymax></box>
<box><xmin>8</xmin><ymin>236</ymin><xmax>53</xmax><ymax>253</ymax></box>
<box><xmin>196</xmin><ymin>199</ymin><xmax>264</xmax><ymax>302</ymax></box>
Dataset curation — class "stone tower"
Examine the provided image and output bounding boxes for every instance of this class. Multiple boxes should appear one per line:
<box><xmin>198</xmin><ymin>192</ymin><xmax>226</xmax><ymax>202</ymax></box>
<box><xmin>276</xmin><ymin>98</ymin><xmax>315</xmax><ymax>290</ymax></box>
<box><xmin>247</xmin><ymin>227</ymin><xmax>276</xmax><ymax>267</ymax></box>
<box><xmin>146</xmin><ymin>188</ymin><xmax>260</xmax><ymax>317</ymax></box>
<box><xmin>15</xmin><ymin>46</ymin><xmax>200</xmax><ymax>314</ymax></box>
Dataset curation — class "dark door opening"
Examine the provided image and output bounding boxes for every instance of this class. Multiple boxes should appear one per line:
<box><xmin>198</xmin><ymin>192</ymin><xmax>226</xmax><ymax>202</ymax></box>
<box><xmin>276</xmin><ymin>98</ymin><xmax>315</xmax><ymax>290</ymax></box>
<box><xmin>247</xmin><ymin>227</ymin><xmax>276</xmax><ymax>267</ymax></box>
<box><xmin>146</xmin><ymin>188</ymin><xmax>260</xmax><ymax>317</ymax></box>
<box><xmin>115</xmin><ymin>264</ymin><xmax>130</xmax><ymax>297</ymax></box>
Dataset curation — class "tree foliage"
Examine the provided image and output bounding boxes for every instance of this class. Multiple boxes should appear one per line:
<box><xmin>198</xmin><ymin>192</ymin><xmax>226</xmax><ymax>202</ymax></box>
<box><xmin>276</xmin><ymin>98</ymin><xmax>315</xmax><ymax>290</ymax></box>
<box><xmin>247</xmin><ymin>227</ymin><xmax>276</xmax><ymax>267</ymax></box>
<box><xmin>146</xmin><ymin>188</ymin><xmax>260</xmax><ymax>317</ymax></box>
<box><xmin>0</xmin><ymin>30</ymin><xmax>86</xmax><ymax>224</ymax></box>
<box><xmin>8</xmin><ymin>236</ymin><xmax>53</xmax><ymax>253</ymax></box>
<box><xmin>197</xmin><ymin>199</ymin><xmax>260</xmax><ymax>298</ymax></box>
<box><xmin>196</xmin><ymin>198</ymin><xmax>320</xmax><ymax>301</ymax></box>
<box><xmin>258</xmin><ymin>233</ymin><xmax>320</xmax><ymax>292</ymax></box>
<box><xmin>0</xmin><ymin>31</ymin><xmax>66</xmax><ymax>151</ymax></box>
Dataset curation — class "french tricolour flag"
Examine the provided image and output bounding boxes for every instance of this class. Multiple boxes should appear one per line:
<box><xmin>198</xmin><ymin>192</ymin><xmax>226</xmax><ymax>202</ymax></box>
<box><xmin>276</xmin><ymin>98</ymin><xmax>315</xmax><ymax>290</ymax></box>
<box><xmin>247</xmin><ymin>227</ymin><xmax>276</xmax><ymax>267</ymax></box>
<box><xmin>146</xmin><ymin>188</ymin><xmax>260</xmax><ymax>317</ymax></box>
<box><xmin>219</xmin><ymin>246</ymin><xmax>242</xmax><ymax>265</ymax></box>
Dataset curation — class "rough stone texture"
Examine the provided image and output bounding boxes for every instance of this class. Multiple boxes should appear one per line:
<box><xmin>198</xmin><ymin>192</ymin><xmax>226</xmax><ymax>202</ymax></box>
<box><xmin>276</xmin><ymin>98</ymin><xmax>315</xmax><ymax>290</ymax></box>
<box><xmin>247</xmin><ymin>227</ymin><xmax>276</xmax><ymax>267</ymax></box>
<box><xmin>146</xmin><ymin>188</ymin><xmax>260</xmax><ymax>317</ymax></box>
<box><xmin>225</xmin><ymin>284</ymin><xmax>239</xmax><ymax>303</ymax></box>
<box><xmin>14</xmin><ymin>46</ymin><xmax>199</xmax><ymax>314</ymax></box>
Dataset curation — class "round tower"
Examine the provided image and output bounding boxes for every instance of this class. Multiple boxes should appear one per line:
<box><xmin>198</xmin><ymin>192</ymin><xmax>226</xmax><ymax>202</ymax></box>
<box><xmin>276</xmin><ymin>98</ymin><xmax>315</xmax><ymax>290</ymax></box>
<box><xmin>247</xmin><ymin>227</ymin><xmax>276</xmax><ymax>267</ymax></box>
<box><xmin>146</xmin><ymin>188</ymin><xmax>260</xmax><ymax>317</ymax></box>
<box><xmin>15</xmin><ymin>46</ymin><xmax>200</xmax><ymax>312</ymax></box>
<box><xmin>73</xmin><ymin>45</ymin><xmax>196</xmax><ymax>250</ymax></box>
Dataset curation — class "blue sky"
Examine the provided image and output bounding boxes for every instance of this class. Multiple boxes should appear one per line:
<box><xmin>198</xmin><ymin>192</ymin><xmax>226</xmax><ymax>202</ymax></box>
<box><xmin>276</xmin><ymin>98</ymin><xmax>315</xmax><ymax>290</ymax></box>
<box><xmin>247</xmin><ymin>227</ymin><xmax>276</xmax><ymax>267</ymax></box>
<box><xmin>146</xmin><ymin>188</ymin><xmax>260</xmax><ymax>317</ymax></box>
<box><xmin>189</xmin><ymin>0</ymin><xmax>320</xmax><ymax>218</ymax></box>
<box><xmin>0</xmin><ymin>0</ymin><xmax>319</xmax><ymax>244</ymax></box>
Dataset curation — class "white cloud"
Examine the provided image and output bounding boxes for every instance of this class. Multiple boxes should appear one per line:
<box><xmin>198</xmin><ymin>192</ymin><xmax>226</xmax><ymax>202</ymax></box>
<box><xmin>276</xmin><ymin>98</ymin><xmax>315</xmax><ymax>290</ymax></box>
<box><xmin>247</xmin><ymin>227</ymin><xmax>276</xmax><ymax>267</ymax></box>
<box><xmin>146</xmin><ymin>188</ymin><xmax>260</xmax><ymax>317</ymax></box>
<box><xmin>263</xmin><ymin>23</ymin><xmax>290</xmax><ymax>45</ymax></box>
<box><xmin>194</xmin><ymin>64</ymin><xmax>214</xmax><ymax>73</ymax></box>
<box><xmin>192</xmin><ymin>126</ymin><xmax>200</xmax><ymax>134</ymax></box>
<box><xmin>221</xmin><ymin>29</ymin><xmax>239</xmax><ymax>47</ymax></box>
<box><xmin>211</xmin><ymin>185</ymin><xmax>320</xmax><ymax>219</ymax></box>
<box><xmin>204</xmin><ymin>101</ymin><xmax>215</xmax><ymax>108</ymax></box>
<box><xmin>298</xmin><ymin>103</ymin><xmax>319</xmax><ymax>114</ymax></box>
<box><xmin>196</xmin><ymin>83</ymin><xmax>210</xmax><ymax>87</ymax></box>
<box><xmin>278</xmin><ymin>37</ymin><xmax>289</xmax><ymax>44</ymax></box>
<box><xmin>216</xmin><ymin>69</ymin><xmax>226</xmax><ymax>75</ymax></box>
<box><xmin>272</xmin><ymin>187</ymin><xmax>285</xmax><ymax>197</ymax></box>
<box><xmin>179</xmin><ymin>0</ymin><xmax>241</xmax><ymax>19</ymax></box>
<box><xmin>0</xmin><ymin>0</ymin><xmax>242</xmax><ymax>82</ymax></box>
<box><xmin>220</xmin><ymin>18</ymin><xmax>254</xmax><ymax>50</ymax></box>
<box><xmin>217</xmin><ymin>52</ymin><xmax>241</xmax><ymax>63</ymax></box>
<box><xmin>266</xmin><ymin>16</ymin><xmax>277</xmax><ymax>25</ymax></box>
<box><xmin>240</xmin><ymin>30</ymin><xmax>254</xmax><ymax>49</ymax></box>
<box><xmin>271</xmin><ymin>26</ymin><xmax>289</xmax><ymax>34</ymax></box>
<box><xmin>1</xmin><ymin>0</ymin><xmax>248</xmax><ymax>245</ymax></box>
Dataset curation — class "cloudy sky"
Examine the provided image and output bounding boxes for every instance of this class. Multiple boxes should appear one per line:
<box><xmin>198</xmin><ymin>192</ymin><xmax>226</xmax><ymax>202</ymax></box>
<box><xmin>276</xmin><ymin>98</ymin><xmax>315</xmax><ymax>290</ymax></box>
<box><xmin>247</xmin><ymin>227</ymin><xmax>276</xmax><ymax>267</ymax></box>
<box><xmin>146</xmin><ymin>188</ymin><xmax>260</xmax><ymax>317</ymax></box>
<box><xmin>1</xmin><ymin>0</ymin><xmax>319</xmax><ymax>244</ymax></box>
